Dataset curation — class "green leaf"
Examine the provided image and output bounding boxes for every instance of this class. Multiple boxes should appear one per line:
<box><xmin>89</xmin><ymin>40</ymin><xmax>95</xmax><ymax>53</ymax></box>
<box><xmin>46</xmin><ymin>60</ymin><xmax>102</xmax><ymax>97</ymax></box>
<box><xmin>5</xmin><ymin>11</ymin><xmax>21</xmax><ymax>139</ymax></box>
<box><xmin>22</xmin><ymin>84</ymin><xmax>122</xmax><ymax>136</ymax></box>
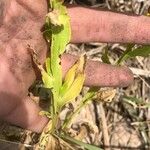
<box><xmin>126</xmin><ymin>45</ymin><xmax>150</xmax><ymax>58</ymax></box>
<box><xmin>101</xmin><ymin>46</ymin><xmax>111</xmax><ymax>64</ymax></box>
<box><xmin>61</xmin><ymin>135</ymin><xmax>103</xmax><ymax>150</ymax></box>
<box><xmin>62</xmin><ymin>87</ymin><xmax>98</xmax><ymax>129</ymax></box>
<box><xmin>44</xmin><ymin>0</ymin><xmax>71</xmax><ymax>115</ymax></box>
<box><xmin>123</xmin><ymin>96</ymin><xmax>142</xmax><ymax>103</ymax></box>
<box><xmin>117</xmin><ymin>44</ymin><xmax>134</xmax><ymax>65</ymax></box>
<box><xmin>58</xmin><ymin>14</ymin><xmax>71</xmax><ymax>54</ymax></box>
<box><xmin>123</xmin><ymin>96</ymin><xmax>150</xmax><ymax>109</ymax></box>
<box><xmin>117</xmin><ymin>45</ymin><xmax>150</xmax><ymax>64</ymax></box>
<box><xmin>48</xmin><ymin>3</ymin><xmax>71</xmax><ymax>91</ymax></box>
<box><xmin>123</xmin><ymin>96</ymin><xmax>139</xmax><ymax>108</ymax></box>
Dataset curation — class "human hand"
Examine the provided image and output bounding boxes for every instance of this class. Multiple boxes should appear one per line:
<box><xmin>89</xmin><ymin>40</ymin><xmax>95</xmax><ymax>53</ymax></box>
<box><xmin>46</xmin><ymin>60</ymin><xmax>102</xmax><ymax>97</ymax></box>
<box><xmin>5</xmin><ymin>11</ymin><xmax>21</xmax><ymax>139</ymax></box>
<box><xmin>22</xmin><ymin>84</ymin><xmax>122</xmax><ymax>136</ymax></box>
<box><xmin>1</xmin><ymin>0</ymin><xmax>148</xmax><ymax>133</ymax></box>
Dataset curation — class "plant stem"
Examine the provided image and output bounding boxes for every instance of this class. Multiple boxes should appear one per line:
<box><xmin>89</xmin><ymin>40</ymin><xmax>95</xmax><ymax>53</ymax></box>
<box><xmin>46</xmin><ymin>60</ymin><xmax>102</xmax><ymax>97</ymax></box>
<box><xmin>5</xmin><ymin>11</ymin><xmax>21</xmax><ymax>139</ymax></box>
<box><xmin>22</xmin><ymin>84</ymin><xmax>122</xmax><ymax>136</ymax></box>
<box><xmin>116</xmin><ymin>44</ymin><xmax>134</xmax><ymax>65</ymax></box>
<box><xmin>62</xmin><ymin>89</ymin><xmax>96</xmax><ymax>130</ymax></box>
<box><xmin>35</xmin><ymin>120</ymin><xmax>52</xmax><ymax>150</ymax></box>
<box><xmin>51</xmin><ymin>113</ymin><xmax>59</xmax><ymax>133</ymax></box>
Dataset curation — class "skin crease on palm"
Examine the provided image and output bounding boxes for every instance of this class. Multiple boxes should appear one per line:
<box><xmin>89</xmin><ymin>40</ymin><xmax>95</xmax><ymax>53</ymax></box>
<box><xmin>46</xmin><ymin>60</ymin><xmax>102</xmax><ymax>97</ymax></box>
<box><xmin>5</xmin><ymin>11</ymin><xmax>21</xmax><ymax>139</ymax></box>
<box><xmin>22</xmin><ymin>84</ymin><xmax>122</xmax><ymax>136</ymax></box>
<box><xmin>0</xmin><ymin>0</ymin><xmax>150</xmax><ymax>133</ymax></box>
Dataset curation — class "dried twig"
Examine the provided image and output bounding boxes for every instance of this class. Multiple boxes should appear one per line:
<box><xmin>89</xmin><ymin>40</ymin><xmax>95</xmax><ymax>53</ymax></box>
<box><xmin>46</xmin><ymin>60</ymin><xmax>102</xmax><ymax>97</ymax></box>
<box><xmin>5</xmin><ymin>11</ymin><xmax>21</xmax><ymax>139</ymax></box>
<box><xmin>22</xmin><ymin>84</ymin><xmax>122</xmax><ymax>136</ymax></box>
<box><xmin>129</xmin><ymin>67</ymin><xmax>150</xmax><ymax>77</ymax></box>
<box><xmin>99</xmin><ymin>103</ymin><xmax>110</xmax><ymax>150</ymax></box>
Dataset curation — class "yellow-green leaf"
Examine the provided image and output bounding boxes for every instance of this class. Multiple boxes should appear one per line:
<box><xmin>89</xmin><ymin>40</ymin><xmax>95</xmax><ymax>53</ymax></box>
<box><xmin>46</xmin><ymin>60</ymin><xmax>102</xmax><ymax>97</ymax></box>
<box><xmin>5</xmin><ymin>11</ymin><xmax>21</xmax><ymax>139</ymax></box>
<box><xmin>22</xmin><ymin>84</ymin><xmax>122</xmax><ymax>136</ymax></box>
<box><xmin>60</xmin><ymin>63</ymin><xmax>78</xmax><ymax>95</ymax></box>
<box><xmin>60</xmin><ymin>55</ymin><xmax>86</xmax><ymax>95</ymax></box>
<box><xmin>58</xmin><ymin>73</ymin><xmax>85</xmax><ymax>108</ymax></box>
<box><xmin>45</xmin><ymin>57</ymin><xmax>51</xmax><ymax>75</ymax></box>
<box><xmin>41</xmin><ymin>69</ymin><xmax>53</xmax><ymax>89</ymax></box>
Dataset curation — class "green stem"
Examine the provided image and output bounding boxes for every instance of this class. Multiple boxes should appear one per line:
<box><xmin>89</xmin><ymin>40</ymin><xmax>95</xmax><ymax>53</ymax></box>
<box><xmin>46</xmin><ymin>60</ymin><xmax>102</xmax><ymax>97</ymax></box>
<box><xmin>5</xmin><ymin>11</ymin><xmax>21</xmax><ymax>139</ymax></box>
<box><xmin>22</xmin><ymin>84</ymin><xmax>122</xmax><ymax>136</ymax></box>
<box><xmin>116</xmin><ymin>44</ymin><xmax>134</xmax><ymax>65</ymax></box>
<box><xmin>51</xmin><ymin>113</ymin><xmax>59</xmax><ymax>133</ymax></box>
<box><xmin>62</xmin><ymin>89</ymin><xmax>97</xmax><ymax>130</ymax></box>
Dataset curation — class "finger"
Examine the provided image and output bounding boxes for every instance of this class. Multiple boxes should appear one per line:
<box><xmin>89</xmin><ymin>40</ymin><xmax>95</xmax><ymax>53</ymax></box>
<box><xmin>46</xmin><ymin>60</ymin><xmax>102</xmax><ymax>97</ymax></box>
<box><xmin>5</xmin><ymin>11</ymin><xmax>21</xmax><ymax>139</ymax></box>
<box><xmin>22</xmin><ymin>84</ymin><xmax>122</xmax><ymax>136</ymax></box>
<box><xmin>2</xmin><ymin>96</ymin><xmax>48</xmax><ymax>133</ymax></box>
<box><xmin>61</xmin><ymin>54</ymin><xmax>133</xmax><ymax>87</ymax></box>
<box><xmin>68</xmin><ymin>6</ymin><xmax>150</xmax><ymax>44</ymax></box>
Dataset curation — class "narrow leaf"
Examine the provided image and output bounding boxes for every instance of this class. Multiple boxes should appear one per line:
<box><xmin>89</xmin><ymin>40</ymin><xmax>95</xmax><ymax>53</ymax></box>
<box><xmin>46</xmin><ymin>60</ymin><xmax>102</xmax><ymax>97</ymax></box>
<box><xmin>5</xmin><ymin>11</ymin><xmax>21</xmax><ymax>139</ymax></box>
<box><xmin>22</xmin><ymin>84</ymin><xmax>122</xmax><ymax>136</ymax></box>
<box><xmin>125</xmin><ymin>45</ymin><xmax>150</xmax><ymax>58</ymax></box>
<box><xmin>117</xmin><ymin>45</ymin><xmax>150</xmax><ymax>64</ymax></box>
<box><xmin>62</xmin><ymin>87</ymin><xmax>98</xmax><ymax>129</ymax></box>
<box><xmin>45</xmin><ymin>57</ymin><xmax>51</xmax><ymax>75</ymax></box>
<box><xmin>101</xmin><ymin>46</ymin><xmax>111</xmax><ymax>64</ymax></box>
<box><xmin>61</xmin><ymin>135</ymin><xmax>103</xmax><ymax>150</ymax></box>
<box><xmin>123</xmin><ymin>96</ymin><xmax>150</xmax><ymax>109</ymax></box>
<box><xmin>123</xmin><ymin>96</ymin><xmax>143</xmax><ymax>103</ymax></box>
<box><xmin>117</xmin><ymin>44</ymin><xmax>134</xmax><ymax>65</ymax></box>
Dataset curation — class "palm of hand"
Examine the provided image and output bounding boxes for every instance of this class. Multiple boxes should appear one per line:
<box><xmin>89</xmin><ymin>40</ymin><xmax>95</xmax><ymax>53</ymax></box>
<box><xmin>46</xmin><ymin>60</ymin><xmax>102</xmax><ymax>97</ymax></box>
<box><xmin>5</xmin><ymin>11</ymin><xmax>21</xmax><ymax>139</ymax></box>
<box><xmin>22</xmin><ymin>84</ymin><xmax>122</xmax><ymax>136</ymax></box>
<box><xmin>0</xmin><ymin>0</ymin><xmax>48</xmax><ymax>89</ymax></box>
<box><xmin>0</xmin><ymin>0</ymin><xmax>48</xmax><ymax>132</ymax></box>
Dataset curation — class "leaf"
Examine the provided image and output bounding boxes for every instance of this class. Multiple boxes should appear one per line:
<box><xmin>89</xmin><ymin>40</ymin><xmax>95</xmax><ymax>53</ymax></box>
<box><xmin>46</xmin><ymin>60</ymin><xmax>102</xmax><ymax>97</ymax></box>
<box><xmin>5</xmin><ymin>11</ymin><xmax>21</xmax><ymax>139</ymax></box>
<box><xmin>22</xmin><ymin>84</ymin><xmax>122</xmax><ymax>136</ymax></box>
<box><xmin>57</xmin><ymin>13</ymin><xmax>71</xmax><ymax>55</ymax></box>
<box><xmin>47</xmin><ymin>1</ymin><xmax>71</xmax><ymax>91</ymax></box>
<box><xmin>59</xmin><ymin>73</ymin><xmax>85</xmax><ymax>108</ymax></box>
<box><xmin>44</xmin><ymin>0</ymin><xmax>71</xmax><ymax>115</ymax></box>
<box><xmin>123</xmin><ymin>96</ymin><xmax>138</xmax><ymax>108</ymax></box>
<box><xmin>62</xmin><ymin>87</ymin><xmax>98</xmax><ymax>130</ymax></box>
<box><xmin>117</xmin><ymin>44</ymin><xmax>134</xmax><ymax>65</ymax></box>
<box><xmin>117</xmin><ymin>45</ymin><xmax>150</xmax><ymax>64</ymax></box>
<box><xmin>60</xmin><ymin>55</ymin><xmax>86</xmax><ymax>95</ymax></box>
<box><xmin>60</xmin><ymin>63</ymin><xmax>78</xmax><ymax>95</ymax></box>
<box><xmin>101</xmin><ymin>46</ymin><xmax>111</xmax><ymax>64</ymax></box>
<box><xmin>126</xmin><ymin>45</ymin><xmax>150</xmax><ymax>58</ymax></box>
<box><xmin>45</xmin><ymin>57</ymin><xmax>51</xmax><ymax>75</ymax></box>
<box><xmin>123</xmin><ymin>96</ymin><xmax>150</xmax><ymax>109</ymax></box>
<box><xmin>41</xmin><ymin>69</ymin><xmax>53</xmax><ymax>89</ymax></box>
<box><xmin>53</xmin><ymin>134</ymin><xmax>76</xmax><ymax>150</ymax></box>
<box><xmin>61</xmin><ymin>135</ymin><xmax>103</xmax><ymax>150</ymax></box>
<box><xmin>50</xmin><ymin>10</ymin><xmax>71</xmax><ymax>55</ymax></box>
<box><xmin>58</xmin><ymin>55</ymin><xmax>86</xmax><ymax>108</ymax></box>
<box><xmin>28</xmin><ymin>46</ymin><xmax>53</xmax><ymax>89</ymax></box>
<box><xmin>123</xmin><ymin>96</ymin><xmax>142</xmax><ymax>103</ymax></box>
